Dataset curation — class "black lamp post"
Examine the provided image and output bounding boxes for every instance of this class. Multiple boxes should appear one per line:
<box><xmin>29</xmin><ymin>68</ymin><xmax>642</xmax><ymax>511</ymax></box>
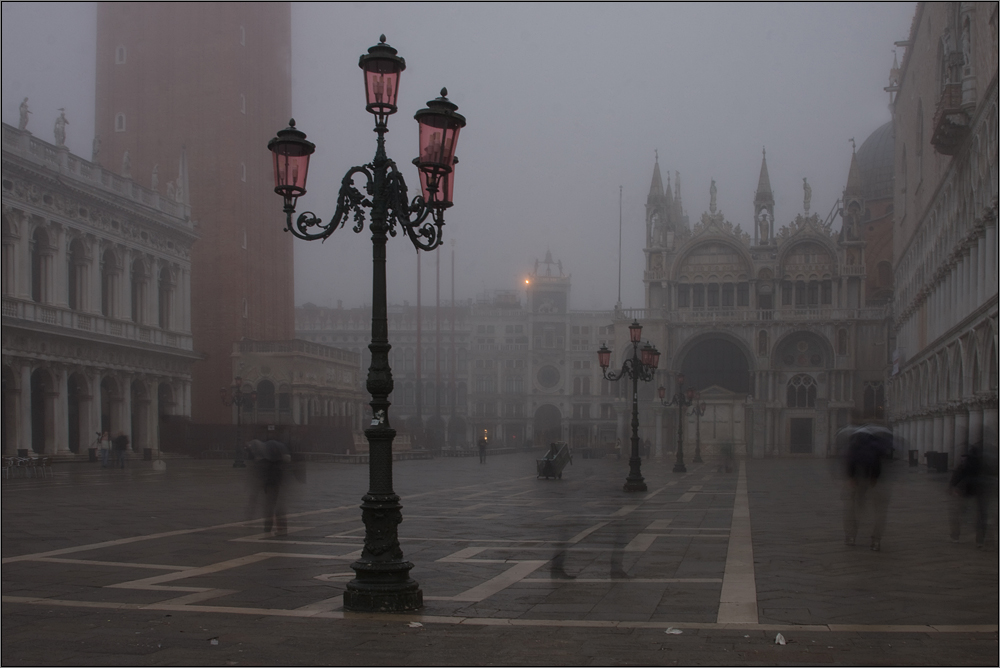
<box><xmin>267</xmin><ymin>35</ymin><xmax>465</xmax><ymax>613</ymax></box>
<box><xmin>598</xmin><ymin>320</ymin><xmax>659</xmax><ymax>492</ymax></box>
<box><xmin>658</xmin><ymin>374</ymin><xmax>694</xmax><ymax>473</ymax></box>
<box><xmin>220</xmin><ymin>377</ymin><xmax>256</xmax><ymax>468</ymax></box>
<box><xmin>690</xmin><ymin>391</ymin><xmax>706</xmax><ymax>464</ymax></box>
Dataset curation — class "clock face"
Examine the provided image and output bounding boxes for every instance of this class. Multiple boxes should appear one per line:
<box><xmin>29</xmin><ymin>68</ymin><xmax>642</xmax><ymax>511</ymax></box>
<box><xmin>537</xmin><ymin>365</ymin><xmax>560</xmax><ymax>389</ymax></box>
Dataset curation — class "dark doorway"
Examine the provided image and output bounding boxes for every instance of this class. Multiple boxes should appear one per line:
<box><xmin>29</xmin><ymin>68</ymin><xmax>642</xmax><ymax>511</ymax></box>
<box><xmin>680</xmin><ymin>338</ymin><xmax>751</xmax><ymax>394</ymax></box>
<box><xmin>790</xmin><ymin>418</ymin><xmax>813</xmax><ymax>453</ymax></box>
<box><xmin>533</xmin><ymin>404</ymin><xmax>561</xmax><ymax>447</ymax></box>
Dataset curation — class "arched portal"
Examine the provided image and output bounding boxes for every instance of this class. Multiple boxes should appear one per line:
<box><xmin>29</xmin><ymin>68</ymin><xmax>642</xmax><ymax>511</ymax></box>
<box><xmin>674</xmin><ymin>336</ymin><xmax>753</xmax><ymax>458</ymax></box>
<box><xmin>67</xmin><ymin>373</ymin><xmax>88</xmax><ymax>453</ymax></box>
<box><xmin>101</xmin><ymin>377</ymin><xmax>119</xmax><ymax>436</ymax></box>
<box><xmin>679</xmin><ymin>338</ymin><xmax>752</xmax><ymax>394</ymax></box>
<box><xmin>533</xmin><ymin>404</ymin><xmax>562</xmax><ymax>447</ymax></box>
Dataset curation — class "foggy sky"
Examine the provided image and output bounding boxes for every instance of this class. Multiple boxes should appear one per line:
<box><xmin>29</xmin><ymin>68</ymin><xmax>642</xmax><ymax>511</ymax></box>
<box><xmin>2</xmin><ymin>2</ymin><xmax>916</xmax><ymax>312</ymax></box>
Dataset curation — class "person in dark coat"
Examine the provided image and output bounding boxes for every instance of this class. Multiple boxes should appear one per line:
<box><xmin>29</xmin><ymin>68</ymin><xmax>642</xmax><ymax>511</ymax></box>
<box><xmin>112</xmin><ymin>432</ymin><xmax>129</xmax><ymax>469</ymax></box>
<box><xmin>843</xmin><ymin>424</ymin><xmax>893</xmax><ymax>551</ymax></box>
<box><xmin>949</xmin><ymin>446</ymin><xmax>988</xmax><ymax>547</ymax></box>
<box><xmin>248</xmin><ymin>439</ymin><xmax>289</xmax><ymax>535</ymax></box>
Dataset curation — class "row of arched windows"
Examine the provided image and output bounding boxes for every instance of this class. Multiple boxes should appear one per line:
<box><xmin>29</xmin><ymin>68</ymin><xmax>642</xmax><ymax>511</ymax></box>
<box><xmin>27</xmin><ymin>227</ymin><xmax>176</xmax><ymax>329</ymax></box>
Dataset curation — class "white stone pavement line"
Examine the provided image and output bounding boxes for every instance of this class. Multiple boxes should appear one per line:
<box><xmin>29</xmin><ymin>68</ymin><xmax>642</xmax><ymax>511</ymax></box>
<box><xmin>3</xmin><ymin>596</ymin><xmax>996</xmax><ymax>633</ymax></box>
<box><xmin>3</xmin><ymin>471</ymin><xmax>541</xmax><ymax>564</ymax></box>
<box><xmin>716</xmin><ymin>460</ymin><xmax>758</xmax><ymax>624</ymax></box>
<box><xmin>521</xmin><ymin>577</ymin><xmax>722</xmax><ymax>584</ymax></box>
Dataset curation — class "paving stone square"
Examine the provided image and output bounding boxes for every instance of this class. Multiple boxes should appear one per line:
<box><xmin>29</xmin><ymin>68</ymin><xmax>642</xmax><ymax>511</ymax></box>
<box><xmin>2</xmin><ymin>452</ymin><xmax>997</xmax><ymax>665</ymax></box>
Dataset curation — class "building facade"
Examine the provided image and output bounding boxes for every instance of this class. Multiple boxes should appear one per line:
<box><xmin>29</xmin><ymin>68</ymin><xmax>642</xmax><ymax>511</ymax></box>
<box><xmin>2</xmin><ymin>122</ymin><xmax>197</xmax><ymax>456</ymax></box>
<box><xmin>94</xmin><ymin>2</ymin><xmax>294</xmax><ymax>424</ymax></box>
<box><xmin>888</xmin><ymin>2</ymin><xmax>999</xmax><ymax>465</ymax></box>
<box><xmin>229</xmin><ymin>339</ymin><xmax>366</xmax><ymax>433</ymax></box>
<box><xmin>295</xmin><ymin>253</ymin><xmax>621</xmax><ymax>451</ymax></box>
<box><xmin>633</xmin><ymin>148</ymin><xmax>891</xmax><ymax>458</ymax></box>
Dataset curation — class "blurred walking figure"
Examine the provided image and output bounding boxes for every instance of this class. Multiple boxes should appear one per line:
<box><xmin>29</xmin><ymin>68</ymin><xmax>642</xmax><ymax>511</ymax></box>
<box><xmin>248</xmin><ymin>439</ymin><xmax>290</xmax><ymax>535</ymax></box>
<box><xmin>843</xmin><ymin>424</ymin><xmax>894</xmax><ymax>551</ymax></box>
<box><xmin>97</xmin><ymin>431</ymin><xmax>111</xmax><ymax>467</ymax></box>
<box><xmin>112</xmin><ymin>432</ymin><xmax>129</xmax><ymax>469</ymax></box>
<box><xmin>478</xmin><ymin>436</ymin><xmax>487</xmax><ymax>464</ymax></box>
<box><xmin>949</xmin><ymin>446</ymin><xmax>989</xmax><ymax>548</ymax></box>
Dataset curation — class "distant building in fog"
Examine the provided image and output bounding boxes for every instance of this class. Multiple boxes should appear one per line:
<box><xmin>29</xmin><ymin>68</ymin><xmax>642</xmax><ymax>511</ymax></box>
<box><xmin>887</xmin><ymin>2</ymin><xmax>998</xmax><ymax>466</ymax></box>
<box><xmin>295</xmin><ymin>252</ymin><xmax>621</xmax><ymax>451</ymax></box>
<box><xmin>94</xmin><ymin>2</ymin><xmax>295</xmax><ymax>425</ymax></box>
<box><xmin>2</xmin><ymin>122</ymin><xmax>197</xmax><ymax>456</ymax></box>
<box><xmin>632</xmin><ymin>143</ymin><xmax>893</xmax><ymax>458</ymax></box>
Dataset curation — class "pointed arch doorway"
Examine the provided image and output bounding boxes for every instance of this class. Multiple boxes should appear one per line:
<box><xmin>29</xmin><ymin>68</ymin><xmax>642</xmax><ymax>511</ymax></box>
<box><xmin>676</xmin><ymin>337</ymin><xmax>753</xmax><ymax>457</ymax></box>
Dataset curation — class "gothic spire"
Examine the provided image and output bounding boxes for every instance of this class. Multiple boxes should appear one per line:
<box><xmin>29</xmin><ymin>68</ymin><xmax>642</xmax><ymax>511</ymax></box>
<box><xmin>647</xmin><ymin>152</ymin><xmax>664</xmax><ymax>204</ymax></box>
<box><xmin>755</xmin><ymin>147</ymin><xmax>773</xmax><ymax>204</ymax></box>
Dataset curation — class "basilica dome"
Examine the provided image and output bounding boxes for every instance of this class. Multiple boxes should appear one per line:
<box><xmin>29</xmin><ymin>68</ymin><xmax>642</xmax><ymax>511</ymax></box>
<box><xmin>855</xmin><ymin>120</ymin><xmax>894</xmax><ymax>202</ymax></box>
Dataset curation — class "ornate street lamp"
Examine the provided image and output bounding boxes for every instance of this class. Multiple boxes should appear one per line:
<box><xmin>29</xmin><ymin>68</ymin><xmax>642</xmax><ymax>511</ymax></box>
<box><xmin>659</xmin><ymin>374</ymin><xmax>693</xmax><ymax>473</ymax></box>
<box><xmin>268</xmin><ymin>35</ymin><xmax>466</xmax><ymax>613</ymax></box>
<box><xmin>689</xmin><ymin>390</ymin><xmax>706</xmax><ymax>464</ymax></box>
<box><xmin>597</xmin><ymin>320</ymin><xmax>659</xmax><ymax>492</ymax></box>
<box><xmin>220</xmin><ymin>376</ymin><xmax>256</xmax><ymax>469</ymax></box>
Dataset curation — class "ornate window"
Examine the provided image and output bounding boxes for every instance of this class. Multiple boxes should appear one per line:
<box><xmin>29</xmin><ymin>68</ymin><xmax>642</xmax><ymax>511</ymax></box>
<box><xmin>115</xmin><ymin>113</ymin><xmax>126</xmax><ymax>133</ymax></box>
<box><xmin>786</xmin><ymin>374</ymin><xmax>817</xmax><ymax>408</ymax></box>
<box><xmin>67</xmin><ymin>238</ymin><xmax>87</xmax><ymax>311</ymax></box>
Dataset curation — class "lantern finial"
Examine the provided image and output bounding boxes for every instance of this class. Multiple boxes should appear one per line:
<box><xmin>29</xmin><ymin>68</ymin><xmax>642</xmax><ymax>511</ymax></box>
<box><xmin>380</xmin><ymin>34</ymin><xmax>386</xmax><ymax>43</ymax></box>
<box><xmin>440</xmin><ymin>87</ymin><xmax>448</xmax><ymax>97</ymax></box>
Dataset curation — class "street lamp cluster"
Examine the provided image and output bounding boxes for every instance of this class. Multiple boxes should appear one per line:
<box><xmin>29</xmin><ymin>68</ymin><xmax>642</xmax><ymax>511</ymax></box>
<box><xmin>268</xmin><ymin>35</ymin><xmax>466</xmax><ymax>613</ymax></box>
<box><xmin>220</xmin><ymin>377</ymin><xmax>255</xmax><ymax>469</ymax></box>
<box><xmin>597</xmin><ymin>320</ymin><xmax>660</xmax><ymax>492</ymax></box>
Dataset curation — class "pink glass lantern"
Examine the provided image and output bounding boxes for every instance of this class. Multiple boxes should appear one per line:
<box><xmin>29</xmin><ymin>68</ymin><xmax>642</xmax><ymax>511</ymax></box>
<box><xmin>415</xmin><ymin>157</ymin><xmax>458</xmax><ymax>208</ymax></box>
<box><xmin>628</xmin><ymin>320</ymin><xmax>643</xmax><ymax>344</ymax></box>
<box><xmin>641</xmin><ymin>344</ymin><xmax>656</xmax><ymax>368</ymax></box>
<box><xmin>414</xmin><ymin>89</ymin><xmax>466</xmax><ymax>207</ymax></box>
<box><xmin>267</xmin><ymin>119</ymin><xmax>315</xmax><ymax>210</ymax></box>
<box><xmin>359</xmin><ymin>35</ymin><xmax>405</xmax><ymax>120</ymax></box>
<box><xmin>597</xmin><ymin>344</ymin><xmax>612</xmax><ymax>370</ymax></box>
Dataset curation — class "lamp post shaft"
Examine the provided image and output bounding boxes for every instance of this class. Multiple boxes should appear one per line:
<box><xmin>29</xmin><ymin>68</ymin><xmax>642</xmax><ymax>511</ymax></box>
<box><xmin>624</xmin><ymin>351</ymin><xmax>647</xmax><ymax>492</ymax></box>
<box><xmin>343</xmin><ymin>127</ymin><xmax>422</xmax><ymax>613</ymax></box>
<box><xmin>672</xmin><ymin>383</ymin><xmax>687</xmax><ymax>473</ymax></box>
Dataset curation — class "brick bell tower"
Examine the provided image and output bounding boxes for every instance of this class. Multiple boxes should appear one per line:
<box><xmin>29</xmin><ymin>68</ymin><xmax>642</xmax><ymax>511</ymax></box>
<box><xmin>94</xmin><ymin>3</ymin><xmax>294</xmax><ymax>423</ymax></box>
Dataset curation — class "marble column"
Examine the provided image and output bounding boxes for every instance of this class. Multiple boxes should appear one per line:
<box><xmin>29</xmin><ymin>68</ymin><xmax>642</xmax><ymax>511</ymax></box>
<box><xmin>984</xmin><ymin>407</ymin><xmax>998</xmax><ymax>447</ymax></box>
<box><xmin>932</xmin><ymin>414</ymin><xmax>944</xmax><ymax>453</ymax></box>
<box><xmin>943</xmin><ymin>412</ymin><xmax>955</xmax><ymax>469</ymax></box>
<box><xmin>18</xmin><ymin>364</ymin><xmax>32</xmax><ymax>454</ymax></box>
<box><xmin>968</xmin><ymin>406</ymin><xmax>984</xmax><ymax>447</ymax></box>
<box><xmin>53</xmin><ymin>367</ymin><xmax>72</xmax><ymax>454</ymax></box>
<box><xmin>954</xmin><ymin>410</ymin><xmax>969</xmax><ymax>456</ymax></box>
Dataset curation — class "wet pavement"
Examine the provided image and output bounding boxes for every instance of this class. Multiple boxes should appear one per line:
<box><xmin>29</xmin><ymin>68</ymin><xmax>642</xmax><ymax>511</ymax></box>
<box><xmin>2</xmin><ymin>451</ymin><xmax>997</xmax><ymax>665</ymax></box>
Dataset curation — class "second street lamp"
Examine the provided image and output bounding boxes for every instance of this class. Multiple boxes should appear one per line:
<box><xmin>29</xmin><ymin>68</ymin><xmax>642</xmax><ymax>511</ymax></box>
<box><xmin>220</xmin><ymin>377</ymin><xmax>255</xmax><ymax>469</ymax></box>
<box><xmin>598</xmin><ymin>320</ymin><xmax>659</xmax><ymax>492</ymax></box>
<box><xmin>659</xmin><ymin>374</ymin><xmax>694</xmax><ymax>473</ymax></box>
<box><xmin>268</xmin><ymin>35</ymin><xmax>466</xmax><ymax>613</ymax></box>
